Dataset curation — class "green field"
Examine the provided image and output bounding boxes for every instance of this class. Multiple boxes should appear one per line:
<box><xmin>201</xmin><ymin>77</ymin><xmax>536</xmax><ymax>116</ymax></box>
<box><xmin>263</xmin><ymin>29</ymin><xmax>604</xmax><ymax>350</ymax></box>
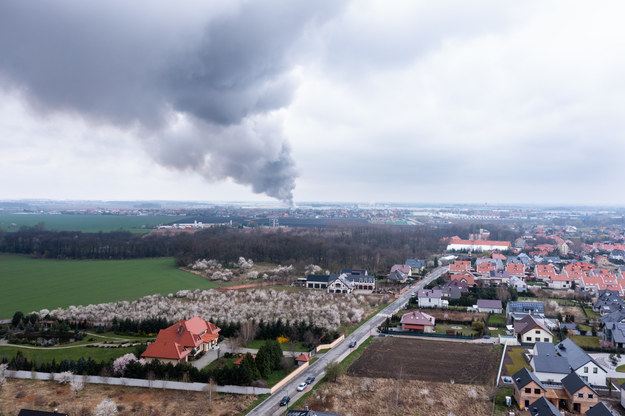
<box><xmin>0</xmin><ymin>214</ymin><xmax>185</xmax><ymax>233</ymax></box>
<box><xmin>0</xmin><ymin>254</ymin><xmax>227</xmax><ymax>318</ymax></box>
<box><xmin>0</xmin><ymin>345</ymin><xmax>136</xmax><ymax>363</ymax></box>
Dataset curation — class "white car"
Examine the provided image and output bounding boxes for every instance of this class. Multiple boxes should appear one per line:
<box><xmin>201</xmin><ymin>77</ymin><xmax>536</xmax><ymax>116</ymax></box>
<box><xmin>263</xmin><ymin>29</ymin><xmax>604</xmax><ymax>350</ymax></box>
<box><xmin>296</xmin><ymin>382</ymin><xmax>307</xmax><ymax>391</ymax></box>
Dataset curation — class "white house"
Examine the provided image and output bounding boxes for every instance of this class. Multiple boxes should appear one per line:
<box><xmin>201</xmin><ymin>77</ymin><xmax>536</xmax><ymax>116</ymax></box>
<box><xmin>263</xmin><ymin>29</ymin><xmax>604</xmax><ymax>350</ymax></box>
<box><xmin>507</xmin><ymin>276</ymin><xmax>528</xmax><ymax>293</ymax></box>
<box><xmin>417</xmin><ymin>289</ymin><xmax>448</xmax><ymax>309</ymax></box>
<box><xmin>476</xmin><ymin>299</ymin><xmax>503</xmax><ymax>314</ymax></box>
<box><xmin>555</xmin><ymin>338</ymin><xmax>607</xmax><ymax>386</ymax></box>
<box><xmin>547</xmin><ymin>275</ymin><xmax>572</xmax><ymax>290</ymax></box>
<box><xmin>514</xmin><ymin>315</ymin><xmax>553</xmax><ymax>344</ymax></box>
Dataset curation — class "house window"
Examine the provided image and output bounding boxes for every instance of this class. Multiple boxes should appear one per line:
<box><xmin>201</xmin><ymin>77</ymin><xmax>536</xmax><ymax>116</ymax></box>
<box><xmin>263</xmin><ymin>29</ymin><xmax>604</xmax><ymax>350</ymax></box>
<box><xmin>534</xmin><ymin>388</ymin><xmax>540</xmax><ymax>394</ymax></box>
<box><xmin>535</xmin><ymin>330</ymin><xmax>540</xmax><ymax>334</ymax></box>
<box><xmin>588</xmin><ymin>393</ymin><xmax>594</xmax><ymax>399</ymax></box>
<box><xmin>544</xmin><ymin>338</ymin><xmax>549</xmax><ymax>342</ymax></box>
<box><xmin>584</xmin><ymin>367</ymin><xmax>588</xmax><ymax>373</ymax></box>
<box><xmin>526</xmin><ymin>337</ymin><xmax>532</xmax><ymax>341</ymax></box>
<box><xmin>524</xmin><ymin>388</ymin><xmax>531</xmax><ymax>394</ymax></box>
<box><xmin>593</xmin><ymin>367</ymin><xmax>597</xmax><ymax>374</ymax></box>
<box><xmin>577</xmin><ymin>393</ymin><xmax>584</xmax><ymax>398</ymax></box>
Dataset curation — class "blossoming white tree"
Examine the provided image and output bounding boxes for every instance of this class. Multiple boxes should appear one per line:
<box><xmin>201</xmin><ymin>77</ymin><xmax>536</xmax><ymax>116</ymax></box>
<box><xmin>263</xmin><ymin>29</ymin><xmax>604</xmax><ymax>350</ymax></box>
<box><xmin>93</xmin><ymin>399</ymin><xmax>117</xmax><ymax>416</ymax></box>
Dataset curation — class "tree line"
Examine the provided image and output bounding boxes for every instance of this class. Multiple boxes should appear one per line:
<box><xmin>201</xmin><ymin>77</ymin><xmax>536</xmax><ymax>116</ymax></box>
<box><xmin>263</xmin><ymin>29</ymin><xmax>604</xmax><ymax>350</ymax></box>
<box><xmin>0</xmin><ymin>222</ymin><xmax>518</xmax><ymax>272</ymax></box>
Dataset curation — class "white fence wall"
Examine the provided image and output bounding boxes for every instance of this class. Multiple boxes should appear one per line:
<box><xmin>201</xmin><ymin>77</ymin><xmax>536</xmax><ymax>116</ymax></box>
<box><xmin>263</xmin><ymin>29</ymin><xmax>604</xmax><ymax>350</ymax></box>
<box><xmin>5</xmin><ymin>370</ymin><xmax>271</xmax><ymax>395</ymax></box>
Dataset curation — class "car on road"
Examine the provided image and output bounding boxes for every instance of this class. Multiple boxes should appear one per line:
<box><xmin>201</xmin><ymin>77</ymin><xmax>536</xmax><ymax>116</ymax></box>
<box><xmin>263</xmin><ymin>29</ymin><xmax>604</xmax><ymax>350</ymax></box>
<box><xmin>305</xmin><ymin>376</ymin><xmax>315</xmax><ymax>384</ymax></box>
<box><xmin>297</xmin><ymin>382</ymin><xmax>307</xmax><ymax>391</ymax></box>
<box><xmin>279</xmin><ymin>396</ymin><xmax>290</xmax><ymax>406</ymax></box>
<box><xmin>349</xmin><ymin>341</ymin><xmax>357</xmax><ymax>348</ymax></box>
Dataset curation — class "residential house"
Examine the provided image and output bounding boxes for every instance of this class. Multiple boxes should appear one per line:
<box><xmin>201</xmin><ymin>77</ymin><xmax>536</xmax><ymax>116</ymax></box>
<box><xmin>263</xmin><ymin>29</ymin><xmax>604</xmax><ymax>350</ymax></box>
<box><xmin>347</xmin><ymin>274</ymin><xmax>376</xmax><ymax>292</ymax></box>
<box><xmin>586</xmin><ymin>402</ymin><xmax>618</xmax><ymax>416</ymax></box>
<box><xmin>555</xmin><ymin>338</ymin><xmax>607</xmax><ymax>386</ymax></box>
<box><xmin>476</xmin><ymin>259</ymin><xmax>496</xmax><ymax>275</ymax></box>
<box><xmin>514</xmin><ymin>315</ymin><xmax>553</xmax><ymax>344</ymax></box>
<box><xmin>507</xmin><ymin>262</ymin><xmax>526</xmax><ymax>277</ymax></box>
<box><xmin>326</xmin><ymin>274</ymin><xmax>355</xmax><ymax>293</ymax></box>
<box><xmin>547</xmin><ymin>274</ymin><xmax>573</xmax><ymax>290</ymax></box>
<box><xmin>400</xmin><ymin>310</ymin><xmax>435</xmax><ymax>332</ymax></box>
<box><xmin>530</xmin><ymin>343</ymin><xmax>571</xmax><ymax>383</ymax></box>
<box><xmin>405</xmin><ymin>259</ymin><xmax>425</xmax><ymax>274</ymax></box>
<box><xmin>443</xmin><ymin>279</ymin><xmax>469</xmax><ymax>294</ymax></box>
<box><xmin>295</xmin><ymin>352</ymin><xmax>311</xmax><ymax>366</ymax></box>
<box><xmin>602</xmin><ymin>322</ymin><xmax>625</xmax><ymax>348</ymax></box>
<box><xmin>593</xmin><ymin>290</ymin><xmax>625</xmax><ymax>315</ymax></box>
<box><xmin>141</xmin><ymin>316</ymin><xmax>220</xmax><ymax>364</ymax></box>
<box><xmin>513</xmin><ymin>368</ymin><xmax>547</xmax><ymax>410</ymax></box>
<box><xmin>506</xmin><ymin>301</ymin><xmax>545</xmax><ymax>322</ymax></box>
<box><xmin>508</xmin><ymin>253</ymin><xmax>531</xmax><ymax>267</ymax></box>
<box><xmin>449</xmin><ymin>260</ymin><xmax>471</xmax><ymax>274</ymax></box>
<box><xmin>450</xmin><ymin>271</ymin><xmax>476</xmax><ymax>286</ymax></box>
<box><xmin>527</xmin><ymin>397</ymin><xmax>562</xmax><ymax>416</ymax></box>
<box><xmin>306</xmin><ymin>273</ymin><xmax>373</xmax><ymax>293</ymax></box>
<box><xmin>535</xmin><ymin>264</ymin><xmax>558</xmax><ymax>282</ymax></box>
<box><xmin>390</xmin><ymin>264</ymin><xmax>412</xmax><ymax>276</ymax></box>
<box><xmin>507</xmin><ymin>275</ymin><xmax>528</xmax><ymax>293</ymax></box>
<box><xmin>433</xmin><ymin>285</ymin><xmax>462</xmax><ymax>300</ymax></box>
<box><xmin>476</xmin><ymin>299</ymin><xmax>503</xmax><ymax>314</ymax></box>
<box><xmin>560</xmin><ymin>371</ymin><xmax>599</xmax><ymax>414</ymax></box>
<box><xmin>387</xmin><ymin>270</ymin><xmax>408</xmax><ymax>283</ymax></box>
<box><xmin>417</xmin><ymin>289</ymin><xmax>448</xmax><ymax>309</ymax></box>
<box><xmin>306</xmin><ymin>274</ymin><xmax>335</xmax><ymax>290</ymax></box>
<box><xmin>341</xmin><ymin>269</ymin><xmax>367</xmax><ymax>276</ymax></box>
<box><xmin>610</xmin><ymin>250</ymin><xmax>625</xmax><ymax>262</ymax></box>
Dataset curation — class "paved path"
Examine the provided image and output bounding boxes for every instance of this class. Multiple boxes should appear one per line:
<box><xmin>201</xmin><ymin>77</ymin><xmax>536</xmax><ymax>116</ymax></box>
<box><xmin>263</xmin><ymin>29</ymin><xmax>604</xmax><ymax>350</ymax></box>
<box><xmin>591</xmin><ymin>353</ymin><xmax>625</xmax><ymax>378</ymax></box>
<box><xmin>248</xmin><ymin>266</ymin><xmax>449</xmax><ymax>416</ymax></box>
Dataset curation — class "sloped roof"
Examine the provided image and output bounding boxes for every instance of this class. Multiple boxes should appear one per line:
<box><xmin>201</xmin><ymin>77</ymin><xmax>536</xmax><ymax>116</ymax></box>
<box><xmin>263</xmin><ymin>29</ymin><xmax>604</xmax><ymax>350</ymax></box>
<box><xmin>555</xmin><ymin>338</ymin><xmax>604</xmax><ymax>372</ymax></box>
<box><xmin>562</xmin><ymin>371</ymin><xmax>597</xmax><ymax>395</ymax></box>
<box><xmin>400</xmin><ymin>310</ymin><xmax>435</xmax><ymax>326</ymax></box>
<box><xmin>477</xmin><ymin>299</ymin><xmax>502</xmax><ymax>309</ymax></box>
<box><xmin>532</xmin><ymin>355</ymin><xmax>570</xmax><ymax>374</ymax></box>
<box><xmin>528</xmin><ymin>396</ymin><xmax>562</xmax><ymax>416</ymax></box>
<box><xmin>514</xmin><ymin>315</ymin><xmax>552</xmax><ymax>336</ymax></box>
<box><xmin>142</xmin><ymin>316</ymin><xmax>220</xmax><ymax>361</ymax></box>
<box><xmin>512</xmin><ymin>367</ymin><xmax>545</xmax><ymax>390</ymax></box>
<box><xmin>586</xmin><ymin>402</ymin><xmax>618</xmax><ymax>416</ymax></box>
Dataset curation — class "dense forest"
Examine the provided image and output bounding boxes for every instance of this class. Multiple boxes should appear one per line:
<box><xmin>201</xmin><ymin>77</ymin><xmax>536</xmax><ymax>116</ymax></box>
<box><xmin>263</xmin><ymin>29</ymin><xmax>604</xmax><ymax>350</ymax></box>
<box><xmin>0</xmin><ymin>223</ymin><xmax>518</xmax><ymax>272</ymax></box>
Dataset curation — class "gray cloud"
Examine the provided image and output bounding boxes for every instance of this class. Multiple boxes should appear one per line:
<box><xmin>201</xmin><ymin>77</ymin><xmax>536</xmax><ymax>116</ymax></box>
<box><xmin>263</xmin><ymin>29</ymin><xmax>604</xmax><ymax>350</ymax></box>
<box><xmin>0</xmin><ymin>0</ymin><xmax>345</xmax><ymax>204</ymax></box>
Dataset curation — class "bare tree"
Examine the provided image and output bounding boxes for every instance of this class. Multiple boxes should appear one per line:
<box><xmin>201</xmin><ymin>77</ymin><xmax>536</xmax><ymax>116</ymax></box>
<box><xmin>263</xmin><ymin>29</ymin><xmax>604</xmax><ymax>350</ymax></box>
<box><xmin>237</xmin><ymin>321</ymin><xmax>258</xmax><ymax>346</ymax></box>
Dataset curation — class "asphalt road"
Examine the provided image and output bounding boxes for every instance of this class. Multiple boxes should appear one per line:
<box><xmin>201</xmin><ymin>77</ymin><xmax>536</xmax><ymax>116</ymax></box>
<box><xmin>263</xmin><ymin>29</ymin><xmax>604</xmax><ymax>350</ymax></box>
<box><xmin>248</xmin><ymin>265</ymin><xmax>449</xmax><ymax>416</ymax></box>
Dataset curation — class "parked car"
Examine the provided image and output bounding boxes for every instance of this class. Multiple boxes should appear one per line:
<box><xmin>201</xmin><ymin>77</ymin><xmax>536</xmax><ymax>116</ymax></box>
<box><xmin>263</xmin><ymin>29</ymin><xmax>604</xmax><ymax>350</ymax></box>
<box><xmin>297</xmin><ymin>382</ymin><xmax>307</xmax><ymax>391</ymax></box>
<box><xmin>279</xmin><ymin>396</ymin><xmax>290</xmax><ymax>406</ymax></box>
<box><xmin>305</xmin><ymin>376</ymin><xmax>315</xmax><ymax>384</ymax></box>
<box><xmin>349</xmin><ymin>341</ymin><xmax>357</xmax><ymax>348</ymax></box>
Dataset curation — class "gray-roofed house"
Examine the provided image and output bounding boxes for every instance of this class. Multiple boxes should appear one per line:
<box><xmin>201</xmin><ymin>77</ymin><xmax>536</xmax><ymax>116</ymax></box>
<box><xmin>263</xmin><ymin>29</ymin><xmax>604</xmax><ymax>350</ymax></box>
<box><xmin>514</xmin><ymin>315</ymin><xmax>553</xmax><ymax>345</ymax></box>
<box><xmin>600</xmin><ymin>309</ymin><xmax>625</xmax><ymax>326</ymax></box>
<box><xmin>405</xmin><ymin>259</ymin><xmax>425</xmax><ymax>273</ymax></box>
<box><xmin>306</xmin><ymin>273</ymin><xmax>365</xmax><ymax>294</ymax></box>
<box><xmin>476</xmin><ymin>299</ymin><xmax>503</xmax><ymax>314</ymax></box>
<box><xmin>527</xmin><ymin>397</ymin><xmax>562</xmax><ymax>416</ymax></box>
<box><xmin>513</xmin><ymin>368</ymin><xmax>547</xmax><ymax>410</ymax></box>
<box><xmin>602</xmin><ymin>322</ymin><xmax>625</xmax><ymax>348</ymax></box>
<box><xmin>387</xmin><ymin>270</ymin><xmax>408</xmax><ymax>283</ymax></box>
<box><xmin>417</xmin><ymin>289</ymin><xmax>448</xmax><ymax>309</ymax></box>
<box><xmin>561</xmin><ymin>371</ymin><xmax>599</xmax><ymax>414</ymax></box>
<box><xmin>555</xmin><ymin>338</ymin><xmax>607</xmax><ymax>386</ymax></box>
<box><xmin>506</xmin><ymin>301</ymin><xmax>545</xmax><ymax>321</ymax></box>
<box><xmin>593</xmin><ymin>290</ymin><xmax>625</xmax><ymax>315</ymax></box>
<box><xmin>507</xmin><ymin>275</ymin><xmax>528</xmax><ymax>293</ymax></box>
<box><xmin>586</xmin><ymin>402</ymin><xmax>618</xmax><ymax>416</ymax></box>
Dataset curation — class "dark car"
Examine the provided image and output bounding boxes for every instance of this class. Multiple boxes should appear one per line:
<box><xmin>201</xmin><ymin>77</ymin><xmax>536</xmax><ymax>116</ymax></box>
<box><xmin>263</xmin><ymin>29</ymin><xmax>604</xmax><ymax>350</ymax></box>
<box><xmin>349</xmin><ymin>341</ymin><xmax>357</xmax><ymax>348</ymax></box>
<box><xmin>305</xmin><ymin>376</ymin><xmax>315</xmax><ymax>384</ymax></box>
<box><xmin>279</xmin><ymin>396</ymin><xmax>290</xmax><ymax>406</ymax></box>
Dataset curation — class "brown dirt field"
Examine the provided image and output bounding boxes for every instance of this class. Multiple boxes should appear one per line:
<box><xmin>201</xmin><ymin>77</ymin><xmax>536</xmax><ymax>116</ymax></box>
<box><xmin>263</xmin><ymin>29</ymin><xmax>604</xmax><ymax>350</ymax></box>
<box><xmin>347</xmin><ymin>337</ymin><xmax>500</xmax><ymax>385</ymax></box>
<box><xmin>0</xmin><ymin>379</ymin><xmax>255</xmax><ymax>416</ymax></box>
<box><xmin>303</xmin><ymin>375</ymin><xmax>492</xmax><ymax>416</ymax></box>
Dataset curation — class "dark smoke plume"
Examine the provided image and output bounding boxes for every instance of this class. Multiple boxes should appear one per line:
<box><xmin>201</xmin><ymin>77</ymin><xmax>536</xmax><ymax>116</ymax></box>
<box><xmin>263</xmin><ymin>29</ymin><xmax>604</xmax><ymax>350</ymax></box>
<box><xmin>0</xmin><ymin>0</ymin><xmax>344</xmax><ymax>203</ymax></box>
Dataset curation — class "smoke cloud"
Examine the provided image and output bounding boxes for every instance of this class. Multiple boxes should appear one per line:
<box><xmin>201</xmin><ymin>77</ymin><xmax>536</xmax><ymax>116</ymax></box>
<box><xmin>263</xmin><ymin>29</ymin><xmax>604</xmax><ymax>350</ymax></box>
<box><xmin>0</xmin><ymin>0</ymin><xmax>344</xmax><ymax>204</ymax></box>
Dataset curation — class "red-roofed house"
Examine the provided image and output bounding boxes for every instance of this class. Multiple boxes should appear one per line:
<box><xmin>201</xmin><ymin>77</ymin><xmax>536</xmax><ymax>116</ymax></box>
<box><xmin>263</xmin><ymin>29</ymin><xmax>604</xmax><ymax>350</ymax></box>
<box><xmin>390</xmin><ymin>264</ymin><xmax>412</xmax><ymax>276</ymax></box>
<box><xmin>476</xmin><ymin>261</ymin><xmax>496</xmax><ymax>275</ymax></box>
<box><xmin>506</xmin><ymin>263</ymin><xmax>525</xmax><ymax>277</ymax></box>
<box><xmin>449</xmin><ymin>260</ymin><xmax>471</xmax><ymax>274</ymax></box>
<box><xmin>141</xmin><ymin>316</ymin><xmax>221</xmax><ymax>364</ymax></box>
<box><xmin>296</xmin><ymin>352</ymin><xmax>312</xmax><ymax>366</ymax></box>
<box><xmin>547</xmin><ymin>274</ymin><xmax>572</xmax><ymax>290</ymax></box>
<box><xmin>450</xmin><ymin>272</ymin><xmax>475</xmax><ymax>286</ymax></box>
<box><xmin>400</xmin><ymin>310</ymin><xmax>435</xmax><ymax>333</ymax></box>
<box><xmin>535</xmin><ymin>264</ymin><xmax>557</xmax><ymax>282</ymax></box>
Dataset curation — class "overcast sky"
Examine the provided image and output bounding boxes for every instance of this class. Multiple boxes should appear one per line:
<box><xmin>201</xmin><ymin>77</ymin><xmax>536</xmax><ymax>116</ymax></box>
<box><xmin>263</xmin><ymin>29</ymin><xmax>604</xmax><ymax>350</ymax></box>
<box><xmin>1</xmin><ymin>1</ymin><xmax>625</xmax><ymax>206</ymax></box>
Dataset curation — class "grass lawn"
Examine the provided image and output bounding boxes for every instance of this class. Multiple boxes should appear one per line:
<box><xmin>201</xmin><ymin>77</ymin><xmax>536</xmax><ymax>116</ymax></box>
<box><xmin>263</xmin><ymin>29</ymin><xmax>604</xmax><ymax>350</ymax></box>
<box><xmin>0</xmin><ymin>254</ymin><xmax>228</xmax><ymax>318</ymax></box>
<box><xmin>487</xmin><ymin>314</ymin><xmax>506</xmax><ymax>327</ymax></box>
<box><xmin>266</xmin><ymin>368</ymin><xmax>289</xmax><ymax>387</ymax></box>
<box><xmin>583</xmin><ymin>307</ymin><xmax>600</xmax><ymax>319</ymax></box>
<box><xmin>488</xmin><ymin>327</ymin><xmax>508</xmax><ymax>337</ymax></box>
<box><xmin>288</xmin><ymin>337</ymin><xmax>373</xmax><ymax>411</ymax></box>
<box><xmin>246</xmin><ymin>340</ymin><xmax>308</xmax><ymax>352</ymax></box>
<box><xmin>434</xmin><ymin>324</ymin><xmax>477</xmax><ymax>336</ymax></box>
<box><xmin>0</xmin><ymin>345</ymin><xmax>136</xmax><ymax>363</ymax></box>
<box><xmin>504</xmin><ymin>347</ymin><xmax>531</xmax><ymax>377</ymax></box>
<box><xmin>568</xmin><ymin>335</ymin><xmax>601</xmax><ymax>349</ymax></box>
<box><xmin>577</xmin><ymin>324</ymin><xmax>592</xmax><ymax>332</ymax></box>
<box><xmin>494</xmin><ymin>387</ymin><xmax>514</xmax><ymax>415</ymax></box>
<box><xmin>616</xmin><ymin>364</ymin><xmax>625</xmax><ymax>372</ymax></box>
<box><xmin>0</xmin><ymin>214</ymin><xmax>186</xmax><ymax>233</ymax></box>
